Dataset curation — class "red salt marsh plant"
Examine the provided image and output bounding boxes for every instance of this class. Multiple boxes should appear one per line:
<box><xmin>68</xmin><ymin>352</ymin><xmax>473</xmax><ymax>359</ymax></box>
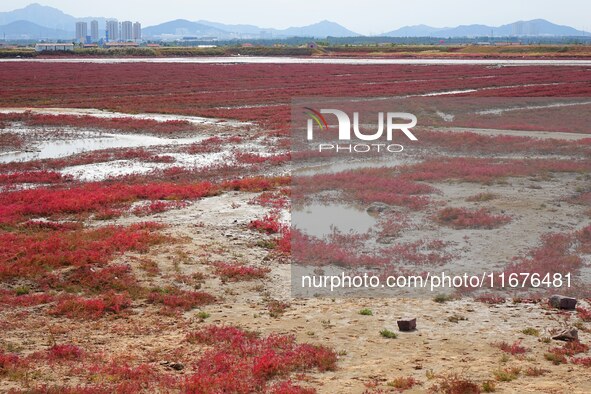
<box><xmin>0</xmin><ymin>170</ymin><xmax>70</xmax><ymax>185</ymax></box>
<box><xmin>545</xmin><ymin>341</ymin><xmax>590</xmax><ymax>365</ymax></box>
<box><xmin>0</xmin><ymin>132</ymin><xmax>24</xmax><ymax>150</ymax></box>
<box><xmin>184</xmin><ymin>325</ymin><xmax>336</xmax><ymax>393</ymax></box>
<box><xmin>222</xmin><ymin>176</ymin><xmax>290</xmax><ymax>192</ymax></box>
<box><xmin>504</xmin><ymin>232</ymin><xmax>582</xmax><ymax>279</ymax></box>
<box><xmin>249</xmin><ymin>189</ymin><xmax>290</xmax><ymax>209</ymax></box>
<box><xmin>399</xmin><ymin>157</ymin><xmax>591</xmax><ymax>184</ymax></box>
<box><xmin>275</xmin><ymin>227</ymin><xmax>291</xmax><ymax>255</ymax></box>
<box><xmin>0</xmin><ymin>352</ymin><xmax>22</xmax><ymax>376</ymax></box>
<box><xmin>577</xmin><ymin>307</ymin><xmax>591</xmax><ymax>322</ymax></box>
<box><xmin>572</xmin><ymin>357</ymin><xmax>591</xmax><ymax>367</ymax></box>
<box><xmin>388</xmin><ymin>376</ymin><xmax>419</xmax><ymax>391</ymax></box>
<box><xmin>0</xmin><ymin>147</ymin><xmax>177</xmax><ymax>175</ymax></box>
<box><xmin>2</xmin><ymin>63</ymin><xmax>590</xmax><ymax>134</ymax></box>
<box><xmin>291</xmin><ymin>229</ymin><xmax>388</xmax><ymax>268</ymax></box>
<box><xmin>549</xmin><ymin>341</ymin><xmax>589</xmax><ymax>357</ymax></box>
<box><xmin>475</xmin><ymin>294</ymin><xmax>506</xmax><ymax>304</ymax></box>
<box><xmin>214</xmin><ymin>262</ymin><xmax>270</xmax><ymax>281</ymax></box>
<box><xmin>0</xmin><ymin>290</ymin><xmax>54</xmax><ymax>308</ymax></box>
<box><xmin>147</xmin><ymin>286</ymin><xmax>216</xmax><ymax>311</ymax></box>
<box><xmin>0</xmin><ymin>222</ymin><xmax>166</xmax><ymax>282</ymax></box>
<box><xmin>7</xmin><ymin>112</ymin><xmax>196</xmax><ymax>135</ymax></box>
<box><xmin>249</xmin><ymin>213</ymin><xmax>282</xmax><ymax>234</ymax></box>
<box><xmin>435</xmin><ymin>207</ymin><xmax>511</xmax><ymax>229</ymax></box>
<box><xmin>47</xmin><ymin>264</ymin><xmax>140</xmax><ymax>295</ymax></box>
<box><xmin>294</xmin><ymin>169</ymin><xmax>435</xmax><ymax>210</ymax></box>
<box><xmin>576</xmin><ymin>225</ymin><xmax>591</xmax><ymax>254</ymax></box>
<box><xmin>50</xmin><ymin>291</ymin><xmax>132</xmax><ymax>319</ymax></box>
<box><xmin>493</xmin><ymin>340</ymin><xmax>529</xmax><ymax>355</ymax></box>
<box><xmin>381</xmin><ymin>239</ymin><xmax>452</xmax><ymax>266</ymax></box>
<box><xmin>132</xmin><ymin>200</ymin><xmax>188</xmax><ymax>216</ymax></box>
<box><xmin>0</xmin><ymin>181</ymin><xmax>215</xmax><ymax>224</ymax></box>
<box><xmin>47</xmin><ymin>344</ymin><xmax>84</xmax><ymax>361</ymax></box>
<box><xmin>420</xmin><ymin>129</ymin><xmax>591</xmax><ymax>156</ymax></box>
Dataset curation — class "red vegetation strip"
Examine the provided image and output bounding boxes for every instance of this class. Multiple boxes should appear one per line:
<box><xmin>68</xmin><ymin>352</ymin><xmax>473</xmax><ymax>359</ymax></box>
<box><xmin>1</xmin><ymin>112</ymin><xmax>195</xmax><ymax>135</ymax></box>
<box><xmin>0</xmin><ymin>222</ymin><xmax>166</xmax><ymax>281</ymax></box>
<box><xmin>184</xmin><ymin>325</ymin><xmax>336</xmax><ymax>393</ymax></box>
<box><xmin>435</xmin><ymin>207</ymin><xmax>511</xmax><ymax>229</ymax></box>
<box><xmin>0</xmin><ymin>181</ymin><xmax>215</xmax><ymax>224</ymax></box>
<box><xmin>0</xmin><ymin>171</ymin><xmax>70</xmax><ymax>185</ymax></box>
<box><xmin>399</xmin><ymin>157</ymin><xmax>591</xmax><ymax>184</ymax></box>
<box><xmin>1</xmin><ymin>63</ymin><xmax>590</xmax><ymax>134</ymax></box>
<box><xmin>47</xmin><ymin>344</ymin><xmax>84</xmax><ymax>361</ymax></box>
<box><xmin>505</xmin><ymin>229</ymin><xmax>586</xmax><ymax>279</ymax></box>
<box><xmin>214</xmin><ymin>262</ymin><xmax>270</xmax><ymax>281</ymax></box>
<box><xmin>50</xmin><ymin>291</ymin><xmax>132</xmax><ymax>319</ymax></box>
<box><xmin>148</xmin><ymin>287</ymin><xmax>216</xmax><ymax>311</ymax></box>
<box><xmin>249</xmin><ymin>213</ymin><xmax>282</xmax><ymax>234</ymax></box>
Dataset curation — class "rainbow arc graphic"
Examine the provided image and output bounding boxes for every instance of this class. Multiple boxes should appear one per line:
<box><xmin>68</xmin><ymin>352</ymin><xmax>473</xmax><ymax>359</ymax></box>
<box><xmin>304</xmin><ymin>107</ymin><xmax>329</xmax><ymax>130</ymax></box>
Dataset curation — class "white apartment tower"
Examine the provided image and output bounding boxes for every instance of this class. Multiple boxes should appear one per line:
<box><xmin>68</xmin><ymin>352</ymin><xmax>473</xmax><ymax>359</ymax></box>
<box><xmin>133</xmin><ymin>22</ymin><xmax>142</xmax><ymax>41</ymax></box>
<box><xmin>121</xmin><ymin>21</ymin><xmax>133</xmax><ymax>41</ymax></box>
<box><xmin>90</xmin><ymin>20</ymin><xmax>99</xmax><ymax>42</ymax></box>
<box><xmin>106</xmin><ymin>20</ymin><xmax>119</xmax><ymax>42</ymax></box>
<box><xmin>75</xmin><ymin>22</ymin><xmax>87</xmax><ymax>43</ymax></box>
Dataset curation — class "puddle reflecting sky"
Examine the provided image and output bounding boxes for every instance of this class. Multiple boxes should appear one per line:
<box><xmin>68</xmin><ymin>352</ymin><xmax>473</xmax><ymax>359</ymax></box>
<box><xmin>293</xmin><ymin>202</ymin><xmax>376</xmax><ymax>239</ymax></box>
<box><xmin>0</xmin><ymin>131</ymin><xmax>206</xmax><ymax>163</ymax></box>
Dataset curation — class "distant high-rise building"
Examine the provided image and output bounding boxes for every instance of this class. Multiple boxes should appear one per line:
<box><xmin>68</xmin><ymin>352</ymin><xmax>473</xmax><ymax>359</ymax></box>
<box><xmin>90</xmin><ymin>20</ymin><xmax>99</xmax><ymax>42</ymax></box>
<box><xmin>106</xmin><ymin>20</ymin><xmax>119</xmax><ymax>42</ymax></box>
<box><xmin>121</xmin><ymin>21</ymin><xmax>133</xmax><ymax>41</ymax></box>
<box><xmin>133</xmin><ymin>22</ymin><xmax>142</xmax><ymax>41</ymax></box>
<box><xmin>75</xmin><ymin>22</ymin><xmax>88</xmax><ymax>43</ymax></box>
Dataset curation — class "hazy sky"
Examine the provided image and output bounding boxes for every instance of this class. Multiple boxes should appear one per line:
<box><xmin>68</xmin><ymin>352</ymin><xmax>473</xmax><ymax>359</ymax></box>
<box><xmin>1</xmin><ymin>1</ymin><xmax>590</xmax><ymax>34</ymax></box>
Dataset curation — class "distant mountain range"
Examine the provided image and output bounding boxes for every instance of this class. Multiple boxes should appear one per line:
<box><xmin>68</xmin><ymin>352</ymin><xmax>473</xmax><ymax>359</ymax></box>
<box><xmin>144</xmin><ymin>19</ymin><xmax>360</xmax><ymax>39</ymax></box>
<box><xmin>0</xmin><ymin>3</ymin><xmax>107</xmax><ymax>38</ymax></box>
<box><xmin>0</xmin><ymin>3</ymin><xmax>588</xmax><ymax>40</ymax></box>
<box><xmin>383</xmin><ymin>19</ymin><xmax>590</xmax><ymax>38</ymax></box>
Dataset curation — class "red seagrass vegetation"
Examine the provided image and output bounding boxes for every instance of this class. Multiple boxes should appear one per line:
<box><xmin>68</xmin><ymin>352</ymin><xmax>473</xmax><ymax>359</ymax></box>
<box><xmin>419</xmin><ymin>129</ymin><xmax>591</xmax><ymax>156</ymax></box>
<box><xmin>492</xmin><ymin>340</ymin><xmax>529</xmax><ymax>355</ymax></box>
<box><xmin>0</xmin><ymin>112</ymin><xmax>196</xmax><ymax>135</ymax></box>
<box><xmin>435</xmin><ymin>207</ymin><xmax>511</xmax><ymax>229</ymax></box>
<box><xmin>214</xmin><ymin>262</ymin><xmax>271</xmax><ymax>281</ymax></box>
<box><xmin>398</xmin><ymin>157</ymin><xmax>591</xmax><ymax>184</ymax></box>
<box><xmin>504</xmin><ymin>231</ymin><xmax>583</xmax><ymax>280</ymax></box>
<box><xmin>50</xmin><ymin>291</ymin><xmax>132</xmax><ymax>319</ymax></box>
<box><xmin>147</xmin><ymin>286</ymin><xmax>216</xmax><ymax>311</ymax></box>
<box><xmin>0</xmin><ymin>181</ymin><xmax>215</xmax><ymax>224</ymax></box>
<box><xmin>291</xmin><ymin>229</ymin><xmax>388</xmax><ymax>269</ymax></box>
<box><xmin>294</xmin><ymin>168</ymin><xmax>435</xmax><ymax>210</ymax></box>
<box><xmin>0</xmin><ymin>222</ymin><xmax>166</xmax><ymax>281</ymax></box>
<box><xmin>46</xmin><ymin>344</ymin><xmax>84</xmax><ymax>361</ymax></box>
<box><xmin>545</xmin><ymin>341</ymin><xmax>590</xmax><ymax>366</ymax></box>
<box><xmin>249</xmin><ymin>189</ymin><xmax>290</xmax><ymax>209</ymax></box>
<box><xmin>249</xmin><ymin>213</ymin><xmax>282</xmax><ymax>234</ymax></box>
<box><xmin>0</xmin><ymin>170</ymin><xmax>70</xmax><ymax>185</ymax></box>
<box><xmin>577</xmin><ymin>307</ymin><xmax>591</xmax><ymax>322</ymax></box>
<box><xmin>184</xmin><ymin>325</ymin><xmax>337</xmax><ymax>393</ymax></box>
<box><xmin>1</xmin><ymin>63</ymin><xmax>590</xmax><ymax>135</ymax></box>
<box><xmin>0</xmin><ymin>132</ymin><xmax>24</xmax><ymax>150</ymax></box>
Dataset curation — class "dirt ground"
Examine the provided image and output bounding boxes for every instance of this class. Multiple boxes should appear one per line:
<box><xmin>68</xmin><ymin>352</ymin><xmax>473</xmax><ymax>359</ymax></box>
<box><xmin>3</xmin><ymin>185</ymin><xmax>589</xmax><ymax>393</ymax></box>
